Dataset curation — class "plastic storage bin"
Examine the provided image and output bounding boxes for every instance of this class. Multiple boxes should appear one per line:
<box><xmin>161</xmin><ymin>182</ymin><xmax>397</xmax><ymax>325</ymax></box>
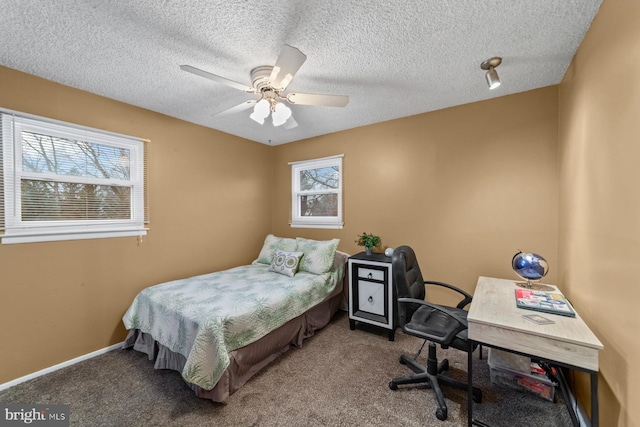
<box><xmin>488</xmin><ymin>349</ymin><xmax>556</xmax><ymax>402</ymax></box>
<box><xmin>487</xmin><ymin>348</ymin><xmax>530</xmax><ymax>373</ymax></box>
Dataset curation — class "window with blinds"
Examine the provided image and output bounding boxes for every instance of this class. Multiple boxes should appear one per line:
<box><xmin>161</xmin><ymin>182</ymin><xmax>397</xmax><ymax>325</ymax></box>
<box><xmin>0</xmin><ymin>110</ymin><xmax>147</xmax><ymax>244</ymax></box>
<box><xmin>289</xmin><ymin>155</ymin><xmax>343</xmax><ymax>229</ymax></box>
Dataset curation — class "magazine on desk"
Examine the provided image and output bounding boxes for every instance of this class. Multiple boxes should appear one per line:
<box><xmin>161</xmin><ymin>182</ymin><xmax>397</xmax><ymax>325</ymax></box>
<box><xmin>514</xmin><ymin>288</ymin><xmax>576</xmax><ymax>317</ymax></box>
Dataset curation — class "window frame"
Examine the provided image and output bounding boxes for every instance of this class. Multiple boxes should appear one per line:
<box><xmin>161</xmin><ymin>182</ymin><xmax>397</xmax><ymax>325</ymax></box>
<box><xmin>289</xmin><ymin>155</ymin><xmax>343</xmax><ymax>229</ymax></box>
<box><xmin>0</xmin><ymin>109</ymin><xmax>147</xmax><ymax>244</ymax></box>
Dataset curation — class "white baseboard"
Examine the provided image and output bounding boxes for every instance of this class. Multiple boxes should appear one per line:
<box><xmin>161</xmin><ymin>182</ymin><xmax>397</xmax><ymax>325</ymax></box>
<box><xmin>0</xmin><ymin>341</ymin><xmax>123</xmax><ymax>392</ymax></box>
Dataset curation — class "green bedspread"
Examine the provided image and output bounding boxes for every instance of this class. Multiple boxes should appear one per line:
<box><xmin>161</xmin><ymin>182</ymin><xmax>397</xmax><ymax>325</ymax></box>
<box><xmin>122</xmin><ymin>262</ymin><xmax>343</xmax><ymax>390</ymax></box>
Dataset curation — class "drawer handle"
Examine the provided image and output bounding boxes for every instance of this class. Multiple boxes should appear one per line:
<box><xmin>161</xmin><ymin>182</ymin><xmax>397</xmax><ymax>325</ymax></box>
<box><xmin>367</xmin><ymin>273</ymin><xmax>373</xmax><ymax>279</ymax></box>
<box><xmin>368</xmin><ymin>296</ymin><xmax>373</xmax><ymax>304</ymax></box>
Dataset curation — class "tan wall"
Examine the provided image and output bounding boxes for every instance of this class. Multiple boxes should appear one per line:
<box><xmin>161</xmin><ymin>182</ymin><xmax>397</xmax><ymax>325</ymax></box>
<box><xmin>272</xmin><ymin>87</ymin><xmax>559</xmax><ymax>305</ymax></box>
<box><xmin>0</xmin><ymin>66</ymin><xmax>272</xmax><ymax>384</ymax></box>
<box><xmin>558</xmin><ymin>0</ymin><xmax>640</xmax><ymax>425</ymax></box>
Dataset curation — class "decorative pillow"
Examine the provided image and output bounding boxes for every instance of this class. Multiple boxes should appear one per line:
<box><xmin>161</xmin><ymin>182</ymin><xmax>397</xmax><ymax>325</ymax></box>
<box><xmin>269</xmin><ymin>250</ymin><xmax>304</xmax><ymax>277</ymax></box>
<box><xmin>254</xmin><ymin>234</ymin><xmax>298</xmax><ymax>265</ymax></box>
<box><xmin>295</xmin><ymin>237</ymin><xmax>340</xmax><ymax>275</ymax></box>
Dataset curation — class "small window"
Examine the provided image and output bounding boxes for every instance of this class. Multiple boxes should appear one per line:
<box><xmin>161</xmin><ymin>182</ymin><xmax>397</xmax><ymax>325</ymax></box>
<box><xmin>290</xmin><ymin>155</ymin><xmax>343</xmax><ymax>229</ymax></box>
<box><xmin>0</xmin><ymin>110</ymin><xmax>147</xmax><ymax>244</ymax></box>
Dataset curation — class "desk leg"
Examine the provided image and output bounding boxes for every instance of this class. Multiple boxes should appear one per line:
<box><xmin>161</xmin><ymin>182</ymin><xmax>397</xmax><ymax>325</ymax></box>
<box><xmin>468</xmin><ymin>341</ymin><xmax>473</xmax><ymax>427</ymax></box>
<box><xmin>591</xmin><ymin>372</ymin><xmax>598</xmax><ymax>427</ymax></box>
<box><xmin>556</xmin><ymin>366</ymin><xmax>599</xmax><ymax>427</ymax></box>
<box><xmin>468</xmin><ymin>342</ymin><xmax>491</xmax><ymax>427</ymax></box>
<box><xmin>556</xmin><ymin>368</ymin><xmax>580</xmax><ymax>427</ymax></box>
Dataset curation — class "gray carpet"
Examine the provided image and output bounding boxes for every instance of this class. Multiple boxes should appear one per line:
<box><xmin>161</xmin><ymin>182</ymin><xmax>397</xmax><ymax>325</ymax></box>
<box><xmin>0</xmin><ymin>312</ymin><xmax>572</xmax><ymax>426</ymax></box>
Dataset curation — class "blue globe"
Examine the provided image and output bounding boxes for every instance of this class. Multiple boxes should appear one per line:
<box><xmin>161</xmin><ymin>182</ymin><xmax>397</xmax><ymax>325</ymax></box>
<box><xmin>512</xmin><ymin>251</ymin><xmax>549</xmax><ymax>282</ymax></box>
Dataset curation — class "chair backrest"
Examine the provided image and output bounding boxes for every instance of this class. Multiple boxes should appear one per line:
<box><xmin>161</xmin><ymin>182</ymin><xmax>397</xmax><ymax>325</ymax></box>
<box><xmin>392</xmin><ymin>245</ymin><xmax>426</xmax><ymax>327</ymax></box>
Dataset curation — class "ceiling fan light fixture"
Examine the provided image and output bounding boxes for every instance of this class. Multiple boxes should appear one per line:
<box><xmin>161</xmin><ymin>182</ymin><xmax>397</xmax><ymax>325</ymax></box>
<box><xmin>181</xmin><ymin>45</ymin><xmax>349</xmax><ymax>130</ymax></box>
<box><xmin>272</xmin><ymin>102</ymin><xmax>292</xmax><ymax>127</ymax></box>
<box><xmin>481</xmin><ymin>57</ymin><xmax>502</xmax><ymax>90</ymax></box>
<box><xmin>250</xmin><ymin>98</ymin><xmax>270</xmax><ymax>124</ymax></box>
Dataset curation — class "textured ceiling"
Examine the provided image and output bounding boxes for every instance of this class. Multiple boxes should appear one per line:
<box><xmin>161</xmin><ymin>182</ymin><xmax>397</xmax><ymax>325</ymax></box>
<box><xmin>0</xmin><ymin>0</ymin><xmax>602</xmax><ymax>145</ymax></box>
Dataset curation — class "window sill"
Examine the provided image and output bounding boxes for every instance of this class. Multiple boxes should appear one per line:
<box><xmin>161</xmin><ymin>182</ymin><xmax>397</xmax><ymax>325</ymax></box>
<box><xmin>290</xmin><ymin>221</ymin><xmax>344</xmax><ymax>230</ymax></box>
<box><xmin>1</xmin><ymin>228</ymin><xmax>147</xmax><ymax>244</ymax></box>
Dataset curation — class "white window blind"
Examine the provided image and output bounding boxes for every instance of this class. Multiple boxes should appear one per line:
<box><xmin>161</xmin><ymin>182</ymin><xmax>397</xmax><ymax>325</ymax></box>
<box><xmin>0</xmin><ymin>109</ymin><xmax>148</xmax><ymax>244</ymax></box>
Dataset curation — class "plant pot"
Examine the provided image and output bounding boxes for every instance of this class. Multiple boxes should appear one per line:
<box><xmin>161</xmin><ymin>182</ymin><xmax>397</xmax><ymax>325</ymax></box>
<box><xmin>365</xmin><ymin>247</ymin><xmax>373</xmax><ymax>255</ymax></box>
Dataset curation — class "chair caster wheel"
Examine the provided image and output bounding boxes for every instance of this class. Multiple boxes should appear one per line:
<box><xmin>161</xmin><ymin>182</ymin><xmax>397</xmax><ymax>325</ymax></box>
<box><xmin>399</xmin><ymin>356</ymin><xmax>406</xmax><ymax>365</ymax></box>
<box><xmin>436</xmin><ymin>408</ymin><xmax>447</xmax><ymax>421</ymax></box>
<box><xmin>441</xmin><ymin>359</ymin><xmax>449</xmax><ymax>371</ymax></box>
<box><xmin>389</xmin><ymin>381</ymin><xmax>398</xmax><ymax>391</ymax></box>
<box><xmin>473</xmin><ymin>389</ymin><xmax>482</xmax><ymax>403</ymax></box>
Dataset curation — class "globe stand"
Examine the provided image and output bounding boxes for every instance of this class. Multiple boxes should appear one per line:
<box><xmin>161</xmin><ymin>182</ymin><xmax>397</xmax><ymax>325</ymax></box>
<box><xmin>515</xmin><ymin>280</ymin><xmax>554</xmax><ymax>292</ymax></box>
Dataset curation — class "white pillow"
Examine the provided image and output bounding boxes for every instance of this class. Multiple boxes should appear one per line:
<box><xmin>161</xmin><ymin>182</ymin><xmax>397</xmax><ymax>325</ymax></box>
<box><xmin>269</xmin><ymin>250</ymin><xmax>304</xmax><ymax>277</ymax></box>
<box><xmin>295</xmin><ymin>237</ymin><xmax>340</xmax><ymax>275</ymax></box>
<box><xmin>254</xmin><ymin>234</ymin><xmax>298</xmax><ymax>265</ymax></box>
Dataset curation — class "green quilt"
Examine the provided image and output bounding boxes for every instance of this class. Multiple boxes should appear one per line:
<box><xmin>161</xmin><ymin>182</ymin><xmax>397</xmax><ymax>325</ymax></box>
<box><xmin>122</xmin><ymin>262</ymin><xmax>343</xmax><ymax>390</ymax></box>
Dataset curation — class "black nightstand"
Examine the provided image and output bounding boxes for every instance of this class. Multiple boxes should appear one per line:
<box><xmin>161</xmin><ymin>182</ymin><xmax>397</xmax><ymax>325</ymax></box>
<box><xmin>347</xmin><ymin>251</ymin><xmax>396</xmax><ymax>341</ymax></box>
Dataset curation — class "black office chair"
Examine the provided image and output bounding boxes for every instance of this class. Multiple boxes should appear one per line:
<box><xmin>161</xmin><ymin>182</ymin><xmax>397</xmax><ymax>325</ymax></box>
<box><xmin>388</xmin><ymin>246</ymin><xmax>482</xmax><ymax>421</ymax></box>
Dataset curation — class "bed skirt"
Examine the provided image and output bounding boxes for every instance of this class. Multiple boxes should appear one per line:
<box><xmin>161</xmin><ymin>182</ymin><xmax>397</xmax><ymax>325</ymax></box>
<box><xmin>123</xmin><ymin>292</ymin><xmax>342</xmax><ymax>402</ymax></box>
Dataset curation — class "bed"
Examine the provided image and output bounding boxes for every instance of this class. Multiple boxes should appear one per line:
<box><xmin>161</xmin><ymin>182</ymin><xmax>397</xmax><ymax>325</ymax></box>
<box><xmin>122</xmin><ymin>235</ymin><xmax>348</xmax><ymax>402</ymax></box>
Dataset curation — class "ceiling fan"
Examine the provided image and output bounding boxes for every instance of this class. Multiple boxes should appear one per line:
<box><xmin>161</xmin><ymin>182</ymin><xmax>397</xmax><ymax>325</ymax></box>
<box><xmin>180</xmin><ymin>45</ymin><xmax>349</xmax><ymax>129</ymax></box>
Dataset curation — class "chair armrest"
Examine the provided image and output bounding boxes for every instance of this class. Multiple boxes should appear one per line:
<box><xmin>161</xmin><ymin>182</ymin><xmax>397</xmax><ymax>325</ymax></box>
<box><xmin>397</xmin><ymin>297</ymin><xmax>468</xmax><ymax>345</ymax></box>
<box><xmin>424</xmin><ymin>280</ymin><xmax>473</xmax><ymax>309</ymax></box>
<box><xmin>398</xmin><ymin>297</ymin><xmax>469</xmax><ymax>327</ymax></box>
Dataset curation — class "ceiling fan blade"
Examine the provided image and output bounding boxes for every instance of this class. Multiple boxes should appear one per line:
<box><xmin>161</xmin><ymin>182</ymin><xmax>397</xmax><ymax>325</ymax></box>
<box><xmin>269</xmin><ymin>45</ymin><xmax>307</xmax><ymax>91</ymax></box>
<box><xmin>180</xmin><ymin>65</ymin><xmax>253</xmax><ymax>92</ymax></box>
<box><xmin>214</xmin><ymin>100</ymin><xmax>257</xmax><ymax>117</ymax></box>
<box><xmin>287</xmin><ymin>93</ymin><xmax>349</xmax><ymax>107</ymax></box>
<box><xmin>283</xmin><ymin>116</ymin><xmax>298</xmax><ymax>129</ymax></box>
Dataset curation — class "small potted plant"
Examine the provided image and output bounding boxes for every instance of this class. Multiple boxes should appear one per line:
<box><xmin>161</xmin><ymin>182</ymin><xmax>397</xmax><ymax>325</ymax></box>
<box><xmin>356</xmin><ymin>232</ymin><xmax>381</xmax><ymax>255</ymax></box>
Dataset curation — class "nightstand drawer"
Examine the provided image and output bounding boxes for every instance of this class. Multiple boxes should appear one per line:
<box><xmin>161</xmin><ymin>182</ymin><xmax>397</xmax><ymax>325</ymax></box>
<box><xmin>358</xmin><ymin>267</ymin><xmax>385</xmax><ymax>281</ymax></box>
<box><xmin>357</xmin><ymin>280</ymin><xmax>385</xmax><ymax>316</ymax></box>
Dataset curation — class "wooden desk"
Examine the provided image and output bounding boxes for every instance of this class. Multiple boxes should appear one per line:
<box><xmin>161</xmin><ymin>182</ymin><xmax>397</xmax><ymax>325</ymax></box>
<box><xmin>466</xmin><ymin>276</ymin><xmax>603</xmax><ymax>427</ymax></box>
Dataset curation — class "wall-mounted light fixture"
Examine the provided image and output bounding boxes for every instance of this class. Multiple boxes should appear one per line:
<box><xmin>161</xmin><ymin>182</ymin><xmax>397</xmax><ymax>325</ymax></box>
<box><xmin>480</xmin><ymin>57</ymin><xmax>502</xmax><ymax>90</ymax></box>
